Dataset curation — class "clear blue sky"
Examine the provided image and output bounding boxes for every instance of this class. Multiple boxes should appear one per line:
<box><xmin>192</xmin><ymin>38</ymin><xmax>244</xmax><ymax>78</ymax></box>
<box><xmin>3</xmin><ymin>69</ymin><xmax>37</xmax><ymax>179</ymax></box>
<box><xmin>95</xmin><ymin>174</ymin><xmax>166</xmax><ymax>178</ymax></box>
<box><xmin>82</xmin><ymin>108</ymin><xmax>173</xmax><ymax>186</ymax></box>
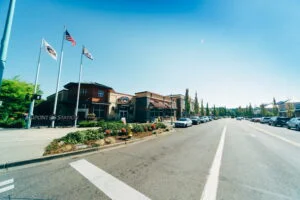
<box><xmin>1</xmin><ymin>0</ymin><xmax>299</xmax><ymax>108</ymax></box>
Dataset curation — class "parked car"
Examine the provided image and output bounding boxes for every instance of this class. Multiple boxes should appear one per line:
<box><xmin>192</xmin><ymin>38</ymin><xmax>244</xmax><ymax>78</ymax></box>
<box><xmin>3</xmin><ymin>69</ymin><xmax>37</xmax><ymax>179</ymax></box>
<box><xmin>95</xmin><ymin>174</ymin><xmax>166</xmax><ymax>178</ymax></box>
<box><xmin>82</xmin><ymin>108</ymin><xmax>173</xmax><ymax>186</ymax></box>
<box><xmin>251</xmin><ymin>117</ymin><xmax>262</xmax><ymax>123</ymax></box>
<box><xmin>236</xmin><ymin>117</ymin><xmax>243</xmax><ymax>120</ymax></box>
<box><xmin>208</xmin><ymin>116</ymin><xmax>213</xmax><ymax>121</ymax></box>
<box><xmin>286</xmin><ymin>117</ymin><xmax>300</xmax><ymax>131</ymax></box>
<box><xmin>175</xmin><ymin>118</ymin><xmax>193</xmax><ymax>128</ymax></box>
<box><xmin>269</xmin><ymin>117</ymin><xmax>290</xmax><ymax>127</ymax></box>
<box><xmin>203</xmin><ymin>116</ymin><xmax>210</xmax><ymax>122</ymax></box>
<box><xmin>190</xmin><ymin>116</ymin><xmax>201</xmax><ymax>125</ymax></box>
<box><xmin>199</xmin><ymin>117</ymin><xmax>206</xmax><ymax>123</ymax></box>
<box><xmin>260</xmin><ymin>117</ymin><xmax>271</xmax><ymax>124</ymax></box>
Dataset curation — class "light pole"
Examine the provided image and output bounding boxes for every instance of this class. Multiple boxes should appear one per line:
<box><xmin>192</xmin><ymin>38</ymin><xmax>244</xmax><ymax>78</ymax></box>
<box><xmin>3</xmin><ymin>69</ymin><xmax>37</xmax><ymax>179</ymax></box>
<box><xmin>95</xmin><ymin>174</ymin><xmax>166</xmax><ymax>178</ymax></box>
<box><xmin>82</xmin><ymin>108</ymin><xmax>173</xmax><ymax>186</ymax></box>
<box><xmin>0</xmin><ymin>0</ymin><xmax>16</xmax><ymax>88</ymax></box>
<box><xmin>170</xmin><ymin>95</ymin><xmax>173</xmax><ymax>125</ymax></box>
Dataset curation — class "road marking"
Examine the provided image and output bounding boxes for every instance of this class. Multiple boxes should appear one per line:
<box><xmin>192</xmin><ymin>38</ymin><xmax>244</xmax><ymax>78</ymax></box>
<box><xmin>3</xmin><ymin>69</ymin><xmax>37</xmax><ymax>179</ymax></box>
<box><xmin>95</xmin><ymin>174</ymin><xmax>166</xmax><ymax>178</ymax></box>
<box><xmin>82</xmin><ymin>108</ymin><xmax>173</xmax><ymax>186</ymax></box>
<box><xmin>0</xmin><ymin>185</ymin><xmax>14</xmax><ymax>194</ymax></box>
<box><xmin>248</xmin><ymin>125</ymin><xmax>300</xmax><ymax>148</ymax></box>
<box><xmin>200</xmin><ymin>126</ymin><xmax>227</xmax><ymax>200</ymax></box>
<box><xmin>0</xmin><ymin>179</ymin><xmax>14</xmax><ymax>194</ymax></box>
<box><xmin>0</xmin><ymin>179</ymin><xmax>13</xmax><ymax>187</ymax></box>
<box><xmin>70</xmin><ymin>159</ymin><xmax>151</xmax><ymax>200</ymax></box>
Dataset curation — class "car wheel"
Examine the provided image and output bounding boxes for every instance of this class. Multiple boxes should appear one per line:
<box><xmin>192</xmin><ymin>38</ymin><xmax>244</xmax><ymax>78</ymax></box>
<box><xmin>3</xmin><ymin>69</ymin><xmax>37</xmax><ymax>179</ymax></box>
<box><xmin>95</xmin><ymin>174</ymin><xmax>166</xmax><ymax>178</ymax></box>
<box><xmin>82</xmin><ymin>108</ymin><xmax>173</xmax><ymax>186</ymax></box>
<box><xmin>296</xmin><ymin>125</ymin><xmax>300</xmax><ymax>131</ymax></box>
<box><xmin>185</xmin><ymin>124</ymin><xmax>187</xmax><ymax>128</ymax></box>
<box><xmin>287</xmin><ymin>126</ymin><xmax>291</xmax><ymax>129</ymax></box>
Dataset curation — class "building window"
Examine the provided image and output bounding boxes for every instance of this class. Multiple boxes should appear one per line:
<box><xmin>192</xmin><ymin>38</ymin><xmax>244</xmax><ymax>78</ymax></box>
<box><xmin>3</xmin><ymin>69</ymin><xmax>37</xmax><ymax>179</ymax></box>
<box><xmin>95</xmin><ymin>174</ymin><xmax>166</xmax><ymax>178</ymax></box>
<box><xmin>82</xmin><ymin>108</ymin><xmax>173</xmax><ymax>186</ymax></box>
<box><xmin>80</xmin><ymin>88</ymin><xmax>87</xmax><ymax>96</ymax></box>
<box><xmin>93</xmin><ymin>105</ymin><xmax>106</xmax><ymax>118</ymax></box>
<box><xmin>98</xmin><ymin>90</ymin><xmax>104</xmax><ymax>97</ymax></box>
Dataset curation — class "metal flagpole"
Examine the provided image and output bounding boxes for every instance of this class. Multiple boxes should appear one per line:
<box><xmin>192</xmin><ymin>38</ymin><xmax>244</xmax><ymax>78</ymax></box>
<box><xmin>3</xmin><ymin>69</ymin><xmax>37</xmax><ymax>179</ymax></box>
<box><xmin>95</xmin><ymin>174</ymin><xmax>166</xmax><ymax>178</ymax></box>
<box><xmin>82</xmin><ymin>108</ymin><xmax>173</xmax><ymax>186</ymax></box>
<box><xmin>51</xmin><ymin>27</ymin><xmax>66</xmax><ymax>128</ymax></box>
<box><xmin>26</xmin><ymin>38</ymin><xmax>43</xmax><ymax>129</ymax></box>
<box><xmin>0</xmin><ymin>0</ymin><xmax>16</xmax><ymax>88</ymax></box>
<box><xmin>74</xmin><ymin>46</ymin><xmax>84</xmax><ymax>127</ymax></box>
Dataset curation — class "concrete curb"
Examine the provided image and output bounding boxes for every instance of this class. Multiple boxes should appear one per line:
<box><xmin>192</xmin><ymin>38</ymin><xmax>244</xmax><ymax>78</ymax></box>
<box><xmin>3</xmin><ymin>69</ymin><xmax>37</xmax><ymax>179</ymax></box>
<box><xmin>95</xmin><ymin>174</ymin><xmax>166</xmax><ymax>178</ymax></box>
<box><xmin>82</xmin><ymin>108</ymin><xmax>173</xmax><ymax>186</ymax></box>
<box><xmin>0</xmin><ymin>129</ymin><xmax>175</xmax><ymax>169</ymax></box>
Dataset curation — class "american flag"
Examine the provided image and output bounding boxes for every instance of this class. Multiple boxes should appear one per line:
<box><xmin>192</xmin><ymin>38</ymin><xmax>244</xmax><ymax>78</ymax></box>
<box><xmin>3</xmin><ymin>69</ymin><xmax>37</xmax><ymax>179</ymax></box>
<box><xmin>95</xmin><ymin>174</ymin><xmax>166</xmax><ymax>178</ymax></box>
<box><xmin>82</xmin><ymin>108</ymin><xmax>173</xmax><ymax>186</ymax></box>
<box><xmin>65</xmin><ymin>30</ymin><xmax>76</xmax><ymax>46</ymax></box>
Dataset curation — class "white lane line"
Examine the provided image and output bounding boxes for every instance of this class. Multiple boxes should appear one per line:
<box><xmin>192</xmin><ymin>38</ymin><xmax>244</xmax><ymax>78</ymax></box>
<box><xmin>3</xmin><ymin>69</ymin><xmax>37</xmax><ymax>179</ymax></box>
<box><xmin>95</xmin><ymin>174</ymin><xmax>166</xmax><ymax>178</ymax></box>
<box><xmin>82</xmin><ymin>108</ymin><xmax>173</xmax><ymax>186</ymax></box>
<box><xmin>0</xmin><ymin>179</ymin><xmax>13</xmax><ymax>187</ymax></box>
<box><xmin>200</xmin><ymin>126</ymin><xmax>227</xmax><ymax>200</ymax></box>
<box><xmin>0</xmin><ymin>185</ymin><xmax>14</xmax><ymax>194</ymax></box>
<box><xmin>70</xmin><ymin>159</ymin><xmax>151</xmax><ymax>200</ymax></box>
<box><xmin>248</xmin><ymin>125</ymin><xmax>300</xmax><ymax>148</ymax></box>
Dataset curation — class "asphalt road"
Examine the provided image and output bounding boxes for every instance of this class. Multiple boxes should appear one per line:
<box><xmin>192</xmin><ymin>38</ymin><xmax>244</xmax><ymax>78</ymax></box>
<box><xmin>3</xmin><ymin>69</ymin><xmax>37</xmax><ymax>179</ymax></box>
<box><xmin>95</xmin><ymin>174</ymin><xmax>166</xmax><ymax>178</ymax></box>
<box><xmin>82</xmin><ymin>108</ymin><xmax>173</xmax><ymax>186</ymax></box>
<box><xmin>1</xmin><ymin>119</ymin><xmax>300</xmax><ymax>200</ymax></box>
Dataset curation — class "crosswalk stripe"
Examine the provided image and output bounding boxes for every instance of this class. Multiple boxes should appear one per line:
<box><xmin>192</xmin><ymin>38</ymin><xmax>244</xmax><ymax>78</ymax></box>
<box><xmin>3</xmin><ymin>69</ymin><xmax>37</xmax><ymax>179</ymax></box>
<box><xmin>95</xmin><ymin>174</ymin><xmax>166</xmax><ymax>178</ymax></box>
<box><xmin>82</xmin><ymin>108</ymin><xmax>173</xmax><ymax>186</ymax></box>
<box><xmin>70</xmin><ymin>159</ymin><xmax>151</xmax><ymax>200</ymax></box>
<box><xmin>0</xmin><ymin>179</ymin><xmax>13</xmax><ymax>187</ymax></box>
<box><xmin>0</xmin><ymin>184</ymin><xmax>14</xmax><ymax>194</ymax></box>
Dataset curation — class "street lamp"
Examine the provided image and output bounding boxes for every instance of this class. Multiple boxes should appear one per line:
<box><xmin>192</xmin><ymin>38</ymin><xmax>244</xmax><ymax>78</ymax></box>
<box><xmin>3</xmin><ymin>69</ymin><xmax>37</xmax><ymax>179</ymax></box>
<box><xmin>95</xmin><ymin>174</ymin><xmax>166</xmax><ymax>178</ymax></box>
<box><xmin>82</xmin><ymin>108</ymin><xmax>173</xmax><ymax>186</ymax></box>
<box><xmin>170</xmin><ymin>94</ymin><xmax>173</xmax><ymax>125</ymax></box>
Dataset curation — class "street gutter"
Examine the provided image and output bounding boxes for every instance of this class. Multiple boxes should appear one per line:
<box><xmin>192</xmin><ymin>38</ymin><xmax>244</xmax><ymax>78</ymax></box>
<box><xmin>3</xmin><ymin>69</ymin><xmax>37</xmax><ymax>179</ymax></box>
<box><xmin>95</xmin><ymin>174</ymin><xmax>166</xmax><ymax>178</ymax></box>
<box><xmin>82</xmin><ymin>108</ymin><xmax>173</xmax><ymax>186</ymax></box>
<box><xmin>0</xmin><ymin>130</ymin><xmax>175</xmax><ymax>169</ymax></box>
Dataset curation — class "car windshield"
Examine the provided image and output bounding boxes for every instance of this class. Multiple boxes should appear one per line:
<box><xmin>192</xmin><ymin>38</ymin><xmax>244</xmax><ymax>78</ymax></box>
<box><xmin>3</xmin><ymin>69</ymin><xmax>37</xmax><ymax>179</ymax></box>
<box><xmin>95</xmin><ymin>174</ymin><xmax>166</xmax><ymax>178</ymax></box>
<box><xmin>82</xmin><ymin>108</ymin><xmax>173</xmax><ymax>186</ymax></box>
<box><xmin>1</xmin><ymin>1</ymin><xmax>300</xmax><ymax>200</ymax></box>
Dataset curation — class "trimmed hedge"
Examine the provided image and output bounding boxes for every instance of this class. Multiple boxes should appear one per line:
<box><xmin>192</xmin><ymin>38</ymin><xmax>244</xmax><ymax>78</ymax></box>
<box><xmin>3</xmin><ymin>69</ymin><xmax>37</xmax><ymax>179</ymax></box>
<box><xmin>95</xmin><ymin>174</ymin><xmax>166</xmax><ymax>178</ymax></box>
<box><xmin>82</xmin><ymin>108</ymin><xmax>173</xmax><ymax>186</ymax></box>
<box><xmin>78</xmin><ymin>121</ymin><xmax>98</xmax><ymax>127</ymax></box>
<box><xmin>0</xmin><ymin>119</ymin><xmax>25</xmax><ymax>128</ymax></box>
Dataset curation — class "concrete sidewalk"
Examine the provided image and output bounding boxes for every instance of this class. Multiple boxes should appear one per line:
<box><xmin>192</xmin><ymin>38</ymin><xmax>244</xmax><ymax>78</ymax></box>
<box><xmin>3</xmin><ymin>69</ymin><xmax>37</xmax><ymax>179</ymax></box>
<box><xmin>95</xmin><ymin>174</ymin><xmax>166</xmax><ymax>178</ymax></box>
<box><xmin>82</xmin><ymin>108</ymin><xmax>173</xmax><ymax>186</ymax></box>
<box><xmin>0</xmin><ymin>127</ymin><xmax>96</xmax><ymax>164</ymax></box>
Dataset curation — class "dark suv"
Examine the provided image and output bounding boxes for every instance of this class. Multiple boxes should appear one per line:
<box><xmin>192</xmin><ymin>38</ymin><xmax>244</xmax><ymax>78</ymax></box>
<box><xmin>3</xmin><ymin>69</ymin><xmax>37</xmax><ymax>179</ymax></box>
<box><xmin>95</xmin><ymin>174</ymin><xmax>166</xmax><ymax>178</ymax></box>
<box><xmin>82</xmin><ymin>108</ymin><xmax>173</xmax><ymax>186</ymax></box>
<box><xmin>269</xmin><ymin>117</ymin><xmax>290</xmax><ymax>127</ymax></box>
<box><xmin>190</xmin><ymin>116</ymin><xmax>201</xmax><ymax>125</ymax></box>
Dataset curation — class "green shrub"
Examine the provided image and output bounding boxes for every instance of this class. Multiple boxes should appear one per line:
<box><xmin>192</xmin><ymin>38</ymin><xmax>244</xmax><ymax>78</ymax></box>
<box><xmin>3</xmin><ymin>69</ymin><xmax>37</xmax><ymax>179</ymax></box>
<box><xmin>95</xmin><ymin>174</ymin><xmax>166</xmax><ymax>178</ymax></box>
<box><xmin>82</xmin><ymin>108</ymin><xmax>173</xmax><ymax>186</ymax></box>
<box><xmin>84</xmin><ymin>129</ymin><xmax>101</xmax><ymax>141</ymax></box>
<box><xmin>111</xmin><ymin>129</ymin><xmax>119</xmax><ymax>136</ymax></box>
<box><xmin>156</xmin><ymin>122</ymin><xmax>167</xmax><ymax>129</ymax></box>
<box><xmin>97</xmin><ymin>120</ymin><xmax>106</xmax><ymax>129</ymax></box>
<box><xmin>99</xmin><ymin>132</ymin><xmax>105</xmax><ymax>139</ymax></box>
<box><xmin>142</xmin><ymin>124</ymin><xmax>152</xmax><ymax>132</ymax></box>
<box><xmin>132</xmin><ymin>124</ymin><xmax>144</xmax><ymax>133</ymax></box>
<box><xmin>61</xmin><ymin>131</ymin><xmax>86</xmax><ymax>144</ymax></box>
<box><xmin>79</xmin><ymin>121</ymin><xmax>97</xmax><ymax>127</ymax></box>
<box><xmin>0</xmin><ymin>119</ymin><xmax>25</xmax><ymax>128</ymax></box>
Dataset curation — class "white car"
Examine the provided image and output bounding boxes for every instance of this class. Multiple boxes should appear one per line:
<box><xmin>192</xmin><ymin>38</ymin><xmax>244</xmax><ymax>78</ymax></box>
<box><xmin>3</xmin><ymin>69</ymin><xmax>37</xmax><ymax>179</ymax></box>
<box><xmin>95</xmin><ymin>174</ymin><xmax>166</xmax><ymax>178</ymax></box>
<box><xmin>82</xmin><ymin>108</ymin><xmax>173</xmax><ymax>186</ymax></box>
<box><xmin>200</xmin><ymin>116</ymin><xmax>210</xmax><ymax>123</ymax></box>
<box><xmin>175</xmin><ymin>118</ymin><xmax>193</xmax><ymax>128</ymax></box>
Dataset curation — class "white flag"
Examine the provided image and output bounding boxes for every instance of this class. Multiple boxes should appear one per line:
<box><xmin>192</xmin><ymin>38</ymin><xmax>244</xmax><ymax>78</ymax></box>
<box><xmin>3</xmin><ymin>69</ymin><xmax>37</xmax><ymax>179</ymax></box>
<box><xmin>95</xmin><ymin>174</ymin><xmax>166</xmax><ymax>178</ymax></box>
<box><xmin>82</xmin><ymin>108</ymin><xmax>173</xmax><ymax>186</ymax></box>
<box><xmin>83</xmin><ymin>47</ymin><xmax>93</xmax><ymax>60</ymax></box>
<box><xmin>43</xmin><ymin>39</ymin><xmax>57</xmax><ymax>60</ymax></box>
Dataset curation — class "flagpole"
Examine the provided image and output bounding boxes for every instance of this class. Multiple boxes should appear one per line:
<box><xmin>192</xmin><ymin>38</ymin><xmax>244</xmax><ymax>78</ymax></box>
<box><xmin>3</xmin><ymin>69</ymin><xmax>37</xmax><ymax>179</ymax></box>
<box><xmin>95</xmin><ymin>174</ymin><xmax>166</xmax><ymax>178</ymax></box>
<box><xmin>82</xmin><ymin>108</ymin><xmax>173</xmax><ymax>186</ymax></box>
<box><xmin>0</xmin><ymin>0</ymin><xmax>16</xmax><ymax>88</ymax></box>
<box><xmin>51</xmin><ymin>26</ymin><xmax>66</xmax><ymax>128</ymax></box>
<box><xmin>74</xmin><ymin>46</ymin><xmax>84</xmax><ymax>127</ymax></box>
<box><xmin>26</xmin><ymin>38</ymin><xmax>44</xmax><ymax>129</ymax></box>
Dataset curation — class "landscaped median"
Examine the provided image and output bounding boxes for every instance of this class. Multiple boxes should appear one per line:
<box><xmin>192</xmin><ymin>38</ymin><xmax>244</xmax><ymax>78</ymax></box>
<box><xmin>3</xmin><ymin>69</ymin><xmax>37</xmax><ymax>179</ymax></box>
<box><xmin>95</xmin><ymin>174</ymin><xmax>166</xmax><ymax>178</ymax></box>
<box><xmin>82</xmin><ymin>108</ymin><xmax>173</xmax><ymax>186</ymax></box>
<box><xmin>44</xmin><ymin>121</ymin><xmax>172</xmax><ymax>156</ymax></box>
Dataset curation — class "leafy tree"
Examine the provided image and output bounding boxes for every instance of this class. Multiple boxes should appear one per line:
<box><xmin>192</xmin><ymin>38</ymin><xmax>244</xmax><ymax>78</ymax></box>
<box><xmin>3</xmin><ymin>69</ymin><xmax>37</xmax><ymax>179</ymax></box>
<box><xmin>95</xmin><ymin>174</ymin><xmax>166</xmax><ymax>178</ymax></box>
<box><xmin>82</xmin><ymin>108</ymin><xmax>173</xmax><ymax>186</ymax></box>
<box><xmin>237</xmin><ymin>106</ymin><xmax>243</xmax><ymax>117</ymax></box>
<box><xmin>200</xmin><ymin>99</ymin><xmax>204</xmax><ymax>116</ymax></box>
<box><xmin>218</xmin><ymin>107</ymin><xmax>226</xmax><ymax>116</ymax></box>
<box><xmin>286</xmin><ymin>103</ymin><xmax>294</xmax><ymax>118</ymax></box>
<box><xmin>245</xmin><ymin>105</ymin><xmax>249</xmax><ymax>117</ymax></box>
<box><xmin>0</xmin><ymin>76</ymin><xmax>43</xmax><ymax>120</ymax></box>
<box><xmin>184</xmin><ymin>89</ymin><xmax>190</xmax><ymax>116</ymax></box>
<box><xmin>206</xmin><ymin>103</ymin><xmax>209</xmax><ymax>116</ymax></box>
<box><xmin>194</xmin><ymin>92</ymin><xmax>199</xmax><ymax>115</ymax></box>
<box><xmin>260</xmin><ymin>104</ymin><xmax>266</xmax><ymax>117</ymax></box>
<box><xmin>249</xmin><ymin>103</ymin><xmax>254</xmax><ymax>118</ymax></box>
<box><xmin>272</xmin><ymin>97</ymin><xmax>279</xmax><ymax>116</ymax></box>
<box><xmin>213</xmin><ymin>105</ymin><xmax>216</xmax><ymax>116</ymax></box>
